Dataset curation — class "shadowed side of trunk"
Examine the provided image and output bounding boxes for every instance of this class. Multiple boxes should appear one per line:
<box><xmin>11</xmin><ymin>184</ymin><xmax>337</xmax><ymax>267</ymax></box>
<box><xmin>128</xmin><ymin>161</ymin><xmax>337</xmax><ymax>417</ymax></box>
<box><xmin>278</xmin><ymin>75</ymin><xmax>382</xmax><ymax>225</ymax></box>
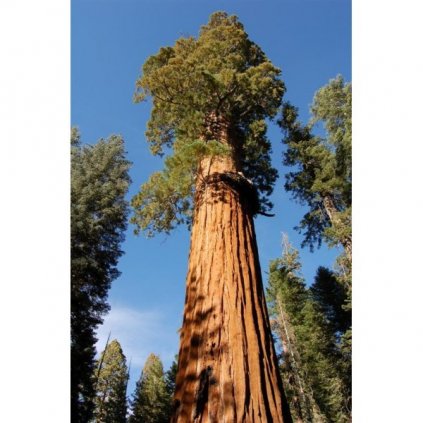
<box><xmin>171</xmin><ymin>153</ymin><xmax>292</xmax><ymax>423</ymax></box>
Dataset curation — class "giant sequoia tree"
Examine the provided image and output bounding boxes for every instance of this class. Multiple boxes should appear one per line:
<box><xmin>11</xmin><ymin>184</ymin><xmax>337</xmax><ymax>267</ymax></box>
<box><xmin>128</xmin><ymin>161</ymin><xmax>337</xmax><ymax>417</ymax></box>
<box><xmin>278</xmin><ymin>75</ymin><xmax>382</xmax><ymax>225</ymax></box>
<box><xmin>131</xmin><ymin>12</ymin><xmax>292</xmax><ymax>422</ymax></box>
<box><xmin>71</xmin><ymin>129</ymin><xmax>131</xmax><ymax>422</ymax></box>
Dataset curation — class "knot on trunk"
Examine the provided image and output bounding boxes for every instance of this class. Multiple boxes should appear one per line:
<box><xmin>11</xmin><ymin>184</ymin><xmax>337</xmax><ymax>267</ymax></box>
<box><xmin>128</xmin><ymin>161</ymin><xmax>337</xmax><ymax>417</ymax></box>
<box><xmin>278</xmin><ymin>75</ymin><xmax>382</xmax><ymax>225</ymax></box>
<box><xmin>199</xmin><ymin>171</ymin><xmax>261</xmax><ymax>215</ymax></box>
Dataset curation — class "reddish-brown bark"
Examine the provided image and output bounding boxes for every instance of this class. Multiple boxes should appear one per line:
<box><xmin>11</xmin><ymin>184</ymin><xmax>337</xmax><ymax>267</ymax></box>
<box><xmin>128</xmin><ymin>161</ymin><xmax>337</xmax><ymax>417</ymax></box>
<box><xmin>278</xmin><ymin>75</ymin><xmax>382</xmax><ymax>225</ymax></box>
<box><xmin>171</xmin><ymin>127</ymin><xmax>292</xmax><ymax>421</ymax></box>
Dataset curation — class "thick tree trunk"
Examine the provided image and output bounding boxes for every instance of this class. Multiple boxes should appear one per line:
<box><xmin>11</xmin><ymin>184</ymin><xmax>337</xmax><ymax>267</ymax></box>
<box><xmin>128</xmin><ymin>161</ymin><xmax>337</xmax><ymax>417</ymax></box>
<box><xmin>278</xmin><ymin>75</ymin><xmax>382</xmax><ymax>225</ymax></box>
<box><xmin>171</xmin><ymin>148</ymin><xmax>292</xmax><ymax>422</ymax></box>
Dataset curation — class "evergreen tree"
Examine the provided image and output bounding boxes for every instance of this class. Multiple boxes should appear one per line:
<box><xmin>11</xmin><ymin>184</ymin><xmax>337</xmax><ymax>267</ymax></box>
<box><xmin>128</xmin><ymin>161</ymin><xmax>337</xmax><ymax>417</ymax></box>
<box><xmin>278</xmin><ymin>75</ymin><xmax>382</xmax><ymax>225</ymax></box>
<box><xmin>267</xmin><ymin>236</ymin><xmax>350</xmax><ymax>422</ymax></box>
<box><xmin>93</xmin><ymin>339</ymin><xmax>129</xmax><ymax>423</ymax></box>
<box><xmin>130</xmin><ymin>354</ymin><xmax>171</xmax><ymax>423</ymax></box>
<box><xmin>267</xmin><ymin>235</ymin><xmax>325</xmax><ymax>423</ymax></box>
<box><xmin>131</xmin><ymin>12</ymin><xmax>283</xmax><ymax>235</ymax></box>
<box><xmin>131</xmin><ymin>12</ymin><xmax>291</xmax><ymax>422</ymax></box>
<box><xmin>279</xmin><ymin>76</ymin><xmax>352</xmax><ymax>261</ymax></box>
<box><xmin>310</xmin><ymin>267</ymin><xmax>351</xmax><ymax>337</ymax></box>
<box><xmin>279</xmin><ymin>78</ymin><xmax>352</xmax><ymax>388</ymax></box>
<box><xmin>164</xmin><ymin>355</ymin><xmax>178</xmax><ymax>401</ymax></box>
<box><xmin>71</xmin><ymin>128</ymin><xmax>131</xmax><ymax>422</ymax></box>
<box><xmin>310</xmin><ymin>268</ymin><xmax>352</xmax><ymax>418</ymax></box>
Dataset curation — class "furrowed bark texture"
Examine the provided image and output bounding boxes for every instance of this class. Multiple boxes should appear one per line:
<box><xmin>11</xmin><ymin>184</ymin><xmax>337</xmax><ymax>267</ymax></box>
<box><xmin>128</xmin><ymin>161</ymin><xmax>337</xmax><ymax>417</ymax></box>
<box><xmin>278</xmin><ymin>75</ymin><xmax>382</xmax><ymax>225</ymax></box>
<box><xmin>172</xmin><ymin>150</ymin><xmax>292</xmax><ymax>422</ymax></box>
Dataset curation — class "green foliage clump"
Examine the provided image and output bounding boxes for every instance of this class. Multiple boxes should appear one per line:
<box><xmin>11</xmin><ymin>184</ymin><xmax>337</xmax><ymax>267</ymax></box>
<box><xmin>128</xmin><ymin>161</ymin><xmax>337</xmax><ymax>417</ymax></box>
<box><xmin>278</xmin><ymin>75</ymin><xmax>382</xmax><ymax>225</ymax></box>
<box><xmin>71</xmin><ymin>128</ymin><xmax>131</xmax><ymax>422</ymax></box>
<box><xmin>93</xmin><ymin>339</ymin><xmax>129</xmax><ymax>423</ymax></box>
<box><xmin>129</xmin><ymin>354</ymin><xmax>172</xmax><ymax>423</ymax></box>
<box><xmin>131</xmin><ymin>11</ymin><xmax>284</xmax><ymax>235</ymax></box>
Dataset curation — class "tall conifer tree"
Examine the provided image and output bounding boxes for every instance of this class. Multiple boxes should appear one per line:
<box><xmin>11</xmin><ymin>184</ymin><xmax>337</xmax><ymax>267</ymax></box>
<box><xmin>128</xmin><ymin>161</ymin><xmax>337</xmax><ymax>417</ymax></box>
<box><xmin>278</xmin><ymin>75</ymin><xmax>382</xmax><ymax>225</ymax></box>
<box><xmin>267</xmin><ymin>236</ymin><xmax>325</xmax><ymax>423</ymax></box>
<box><xmin>310</xmin><ymin>268</ymin><xmax>352</xmax><ymax>415</ymax></box>
<box><xmin>93</xmin><ymin>339</ymin><xmax>129</xmax><ymax>423</ymax></box>
<box><xmin>267</xmin><ymin>236</ymin><xmax>351</xmax><ymax>422</ymax></box>
<box><xmin>71</xmin><ymin>129</ymin><xmax>131</xmax><ymax>422</ymax></box>
<box><xmin>130</xmin><ymin>354</ymin><xmax>171</xmax><ymax>423</ymax></box>
<box><xmin>279</xmin><ymin>76</ymin><xmax>352</xmax><ymax>262</ymax></box>
<box><xmin>310</xmin><ymin>267</ymin><xmax>351</xmax><ymax>337</ymax></box>
<box><xmin>164</xmin><ymin>355</ymin><xmax>178</xmax><ymax>402</ymax></box>
<box><xmin>131</xmin><ymin>12</ymin><xmax>292</xmax><ymax>422</ymax></box>
<box><xmin>279</xmin><ymin>78</ymin><xmax>352</xmax><ymax>402</ymax></box>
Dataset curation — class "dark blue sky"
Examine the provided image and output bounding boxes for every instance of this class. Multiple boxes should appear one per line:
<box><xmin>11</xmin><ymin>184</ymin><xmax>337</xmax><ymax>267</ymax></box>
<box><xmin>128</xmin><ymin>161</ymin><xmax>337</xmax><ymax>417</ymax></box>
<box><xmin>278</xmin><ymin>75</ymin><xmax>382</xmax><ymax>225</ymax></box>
<box><xmin>72</xmin><ymin>0</ymin><xmax>351</xmax><ymax>397</ymax></box>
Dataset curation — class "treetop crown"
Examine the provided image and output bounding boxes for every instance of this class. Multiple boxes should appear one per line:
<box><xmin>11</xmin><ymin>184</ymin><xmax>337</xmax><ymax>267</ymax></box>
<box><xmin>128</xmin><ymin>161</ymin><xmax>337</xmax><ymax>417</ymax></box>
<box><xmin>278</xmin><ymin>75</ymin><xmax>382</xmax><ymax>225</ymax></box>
<box><xmin>134</xmin><ymin>11</ymin><xmax>284</xmax><ymax>154</ymax></box>
<box><xmin>131</xmin><ymin>11</ymin><xmax>284</xmax><ymax>235</ymax></box>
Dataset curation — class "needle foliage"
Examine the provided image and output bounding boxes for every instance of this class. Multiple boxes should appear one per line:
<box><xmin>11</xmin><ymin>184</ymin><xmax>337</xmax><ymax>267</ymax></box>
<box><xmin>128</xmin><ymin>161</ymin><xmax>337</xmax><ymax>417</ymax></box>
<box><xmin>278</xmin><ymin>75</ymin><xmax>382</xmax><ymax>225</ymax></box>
<box><xmin>131</xmin><ymin>11</ymin><xmax>285</xmax><ymax>236</ymax></box>
<box><xmin>129</xmin><ymin>354</ymin><xmax>172</xmax><ymax>423</ymax></box>
<box><xmin>93</xmin><ymin>339</ymin><xmax>129</xmax><ymax>423</ymax></box>
<box><xmin>279</xmin><ymin>75</ymin><xmax>351</xmax><ymax>252</ymax></box>
<box><xmin>71</xmin><ymin>129</ymin><xmax>131</xmax><ymax>422</ymax></box>
<box><xmin>267</xmin><ymin>238</ymin><xmax>351</xmax><ymax>422</ymax></box>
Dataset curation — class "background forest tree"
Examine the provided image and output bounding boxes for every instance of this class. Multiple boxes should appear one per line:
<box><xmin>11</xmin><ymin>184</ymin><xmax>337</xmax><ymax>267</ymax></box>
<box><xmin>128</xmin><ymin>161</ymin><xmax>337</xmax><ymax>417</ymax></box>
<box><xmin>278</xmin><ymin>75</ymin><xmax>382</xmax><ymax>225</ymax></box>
<box><xmin>279</xmin><ymin>75</ymin><xmax>352</xmax><ymax>379</ymax></box>
<box><xmin>93</xmin><ymin>339</ymin><xmax>129</xmax><ymax>423</ymax></box>
<box><xmin>279</xmin><ymin>76</ymin><xmax>352</xmax><ymax>296</ymax></box>
<box><xmin>267</xmin><ymin>236</ymin><xmax>351</xmax><ymax>422</ymax></box>
<box><xmin>129</xmin><ymin>354</ymin><xmax>172</xmax><ymax>423</ymax></box>
<box><xmin>71</xmin><ymin>129</ymin><xmax>131</xmax><ymax>422</ymax></box>
<box><xmin>265</xmin><ymin>76</ymin><xmax>352</xmax><ymax>422</ymax></box>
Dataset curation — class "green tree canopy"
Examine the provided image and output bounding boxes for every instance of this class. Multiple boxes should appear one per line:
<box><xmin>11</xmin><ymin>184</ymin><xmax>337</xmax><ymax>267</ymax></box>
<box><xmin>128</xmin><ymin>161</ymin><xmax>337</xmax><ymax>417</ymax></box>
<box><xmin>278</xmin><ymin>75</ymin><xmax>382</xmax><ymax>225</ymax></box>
<box><xmin>279</xmin><ymin>75</ymin><xmax>351</xmax><ymax>252</ymax></box>
<box><xmin>93</xmin><ymin>339</ymin><xmax>129</xmax><ymax>423</ymax></box>
<box><xmin>129</xmin><ymin>354</ymin><xmax>171</xmax><ymax>423</ymax></box>
<box><xmin>131</xmin><ymin>11</ymin><xmax>285</xmax><ymax>236</ymax></box>
<box><xmin>71</xmin><ymin>129</ymin><xmax>131</xmax><ymax>422</ymax></box>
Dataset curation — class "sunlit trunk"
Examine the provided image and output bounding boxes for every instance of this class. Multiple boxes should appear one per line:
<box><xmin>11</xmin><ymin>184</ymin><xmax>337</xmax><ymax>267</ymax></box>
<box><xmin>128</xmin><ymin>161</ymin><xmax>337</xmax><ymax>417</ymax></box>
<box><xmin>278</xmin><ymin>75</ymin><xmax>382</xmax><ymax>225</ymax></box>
<box><xmin>171</xmin><ymin>124</ymin><xmax>292</xmax><ymax>422</ymax></box>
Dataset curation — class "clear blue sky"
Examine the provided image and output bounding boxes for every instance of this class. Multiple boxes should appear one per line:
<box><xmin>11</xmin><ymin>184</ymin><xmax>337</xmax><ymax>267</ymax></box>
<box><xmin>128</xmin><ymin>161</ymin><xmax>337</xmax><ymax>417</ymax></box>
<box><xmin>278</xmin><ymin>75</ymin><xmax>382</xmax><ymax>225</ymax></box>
<box><xmin>71</xmin><ymin>0</ymin><xmax>351</xmax><ymax>398</ymax></box>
